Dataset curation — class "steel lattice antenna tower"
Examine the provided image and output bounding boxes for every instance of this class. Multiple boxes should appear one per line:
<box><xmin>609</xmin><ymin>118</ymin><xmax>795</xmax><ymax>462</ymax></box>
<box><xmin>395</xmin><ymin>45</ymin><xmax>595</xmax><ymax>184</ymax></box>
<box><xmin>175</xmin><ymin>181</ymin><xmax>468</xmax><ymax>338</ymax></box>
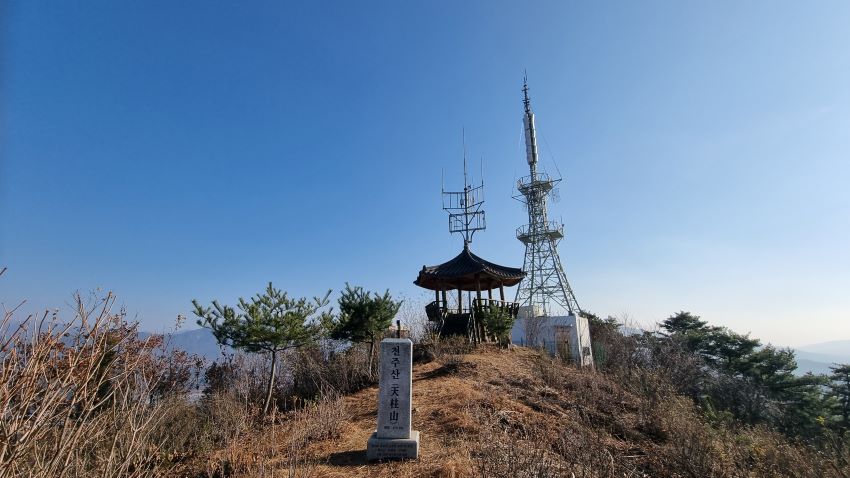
<box><xmin>514</xmin><ymin>78</ymin><xmax>582</xmax><ymax>317</ymax></box>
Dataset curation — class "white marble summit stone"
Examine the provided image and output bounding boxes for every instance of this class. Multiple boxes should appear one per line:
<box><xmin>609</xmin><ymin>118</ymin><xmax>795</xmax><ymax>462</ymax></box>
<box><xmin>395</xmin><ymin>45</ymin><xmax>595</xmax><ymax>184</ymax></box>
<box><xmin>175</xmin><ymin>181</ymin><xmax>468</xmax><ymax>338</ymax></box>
<box><xmin>375</xmin><ymin>338</ymin><xmax>413</xmax><ymax>439</ymax></box>
<box><xmin>367</xmin><ymin>338</ymin><xmax>420</xmax><ymax>461</ymax></box>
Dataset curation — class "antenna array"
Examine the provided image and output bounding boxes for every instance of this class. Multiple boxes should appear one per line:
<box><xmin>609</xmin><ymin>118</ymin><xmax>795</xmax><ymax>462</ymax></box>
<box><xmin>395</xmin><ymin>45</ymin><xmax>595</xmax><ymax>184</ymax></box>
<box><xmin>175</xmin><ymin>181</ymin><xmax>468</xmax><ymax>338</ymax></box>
<box><xmin>442</xmin><ymin>142</ymin><xmax>486</xmax><ymax>246</ymax></box>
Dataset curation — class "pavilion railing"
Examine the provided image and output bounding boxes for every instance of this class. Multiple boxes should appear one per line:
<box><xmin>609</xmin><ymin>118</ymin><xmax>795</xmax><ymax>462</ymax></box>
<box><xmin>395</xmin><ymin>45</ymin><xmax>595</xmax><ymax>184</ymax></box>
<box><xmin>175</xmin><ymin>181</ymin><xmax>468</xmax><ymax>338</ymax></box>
<box><xmin>425</xmin><ymin>300</ymin><xmax>475</xmax><ymax>320</ymax></box>
<box><xmin>426</xmin><ymin>298</ymin><xmax>520</xmax><ymax>322</ymax></box>
<box><xmin>472</xmin><ymin>298</ymin><xmax>520</xmax><ymax>318</ymax></box>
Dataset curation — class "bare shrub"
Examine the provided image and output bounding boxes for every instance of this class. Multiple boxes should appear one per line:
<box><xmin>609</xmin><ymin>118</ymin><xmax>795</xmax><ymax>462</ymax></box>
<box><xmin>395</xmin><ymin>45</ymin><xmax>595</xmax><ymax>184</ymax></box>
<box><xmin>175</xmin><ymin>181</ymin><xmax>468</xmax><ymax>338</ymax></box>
<box><xmin>654</xmin><ymin>396</ymin><xmax>731</xmax><ymax>476</ymax></box>
<box><xmin>288</xmin><ymin>345</ymin><xmax>373</xmax><ymax>403</ymax></box>
<box><xmin>470</xmin><ymin>405</ymin><xmax>636</xmax><ymax>478</ymax></box>
<box><xmin>429</xmin><ymin>335</ymin><xmax>474</xmax><ymax>370</ymax></box>
<box><xmin>182</xmin><ymin>391</ymin><xmax>345</xmax><ymax>478</ymax></box>
<box><xmin>283</xmin><ymin>428</ymin><xmax>315</xmax><ymax>478</ymax></box>
<box><xmin>434</xmin><ymin>335</ymin><xmax>475</xmax><ymax>356</ymax></box>
<box><xmin>292</xmin><ymin>390</ymin><xmax>349</xmax><ymax>443</ymax></box>
<box><xmin>282</xmin><ymin>392</ymin><xmax>348</xmax><ymax>478</ymax></box>
<box><xmin>200</xmin><ymin>392</ymin><xmax>258</xmax><ymax>449</ymax></box>
<box><xmin>412</xmin><ymin>343</ymin><xmax>436</xmax><ymax>364</ymax></box>
<box><xmin>148</xmin><ymin>398</ymin><xmax>203</xmax><ymax>461</ymax></box>
<box><xmin>395</xmin><ymin>295</ymin><xmax>436</xmax><ymax>344</ymax></box>
<box><xmin>591</xmin><ymin>320</ymin><xmax>706</xmax><ymax>407</ymax></box>
<box><xmin>471</xmin><ymin>410</ymin><xmax>563</xmax><ymax>478</ymax></box>
<box><xmin>534</xmin><ymin>351</ymin><xmax>564</xmax><ymax>388</ymax></box>
<box><xmin>727</xmin><ymin>426</ymin><xmax>843</xmax><ymax>478</ymax></box>
<box><xmin>821</xmin><ymin>430</ymin><xmax>850</xmax><ymax>478</ymax></box>
<box><xmin>438</xmin><ymin>354</ymin><xmax>468</xmax><ymax>374</ymax></box>
<box><xmin>203</xmin><ymin>352</ymin><xmax>271</xmax><ymax>408</ymax></box>
<box><xmin>200</xmin><ymin>441</ymin><xmax>277</xmax><ymax>478</ymax></box>
<box><xmin>551</xmin><ymin>425</ymin><xmax>626</xmax><ymax>478</ymax></box>
<box><xmin>0</xmin><ymin>292</ymin><xmax>185</xmax><ymax>477</ymax></box>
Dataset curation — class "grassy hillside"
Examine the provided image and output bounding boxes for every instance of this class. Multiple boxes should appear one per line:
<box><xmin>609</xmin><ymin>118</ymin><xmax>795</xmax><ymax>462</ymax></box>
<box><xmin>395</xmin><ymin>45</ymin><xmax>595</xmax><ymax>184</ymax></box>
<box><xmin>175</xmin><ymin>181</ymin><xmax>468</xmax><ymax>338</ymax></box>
<box><xmin>177</xmin><ymin>345</ymin><xmax>845</xmax><ymax>477</ymax></box>
<box><xmin>3</xmin><ymin>291</ymin><xmax>847</xmax><ymax>477</ymax></box>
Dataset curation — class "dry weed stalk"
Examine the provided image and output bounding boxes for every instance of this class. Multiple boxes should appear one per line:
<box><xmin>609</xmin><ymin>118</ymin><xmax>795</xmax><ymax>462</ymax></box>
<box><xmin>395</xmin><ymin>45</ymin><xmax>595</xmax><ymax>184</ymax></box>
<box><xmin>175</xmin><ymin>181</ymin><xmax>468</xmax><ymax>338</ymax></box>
<box><xmin>283</xmin><ymin>391</ymin><xmax>347</xmax><ymax>478</ymax></box>
<box><xmin>470</xmin><ymin>406</ymin><xmax>563</xmax><ymax>478</ymax></box>
<box><xmin>0</xmin><ymin>292</ymin><xmax>177</xmax><ymax>478</ymax></box>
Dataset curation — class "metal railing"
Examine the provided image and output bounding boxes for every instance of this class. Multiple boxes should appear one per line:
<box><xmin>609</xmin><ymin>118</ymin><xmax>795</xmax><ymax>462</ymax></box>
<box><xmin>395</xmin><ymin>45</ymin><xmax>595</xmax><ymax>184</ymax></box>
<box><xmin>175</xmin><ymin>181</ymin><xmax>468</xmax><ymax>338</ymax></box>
<box><xmin>517</xmin><ymin>172</ymin><xmax>552</xmax><ymax>189</ymax></box>
<box><xmin>516</xmin><ymin>222</ymin><xmax>564</xmax><ymax>242</ymax></box>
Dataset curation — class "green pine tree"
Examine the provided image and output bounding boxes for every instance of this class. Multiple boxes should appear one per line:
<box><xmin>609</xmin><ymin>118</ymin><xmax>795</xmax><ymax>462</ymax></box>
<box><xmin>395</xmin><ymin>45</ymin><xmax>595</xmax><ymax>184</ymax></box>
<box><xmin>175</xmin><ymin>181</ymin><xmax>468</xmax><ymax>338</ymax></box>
<box><xmin>828</xmin><ymin>364</ymin><xmax>850</xmax><ymax>431</ymax></box>
<box><xmin>323</xmin><ymin>283</ymin><xmax>402</xmax><ymax>375</ymax></box>
<box><xmin>479</xmin><ymin>304</ymin><xmax>515</xmax><ymax>346</ymax></box>
<box><xmin>193</xmin><ymin>282</ymin><xmax>330</xmax><ymax>414</ymax></box>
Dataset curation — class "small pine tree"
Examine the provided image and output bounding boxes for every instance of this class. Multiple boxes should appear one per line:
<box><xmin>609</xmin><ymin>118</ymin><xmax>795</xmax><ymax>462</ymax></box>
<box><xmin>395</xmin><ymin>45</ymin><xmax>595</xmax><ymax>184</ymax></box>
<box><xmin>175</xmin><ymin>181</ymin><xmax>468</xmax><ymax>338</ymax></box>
<box><xmin>324</xmin><ymin>283</ymin><xmax>402</xmax><ymax>375</ymax></box>
<box><xmin>479</xmin><ymin>305</ymin><xmax>514</xmax><ymax>346</ymax></box>
<box><xmin>192</xmin><ymin>283</ymin><xmax>330</xmax><ymax>414</ymax></box>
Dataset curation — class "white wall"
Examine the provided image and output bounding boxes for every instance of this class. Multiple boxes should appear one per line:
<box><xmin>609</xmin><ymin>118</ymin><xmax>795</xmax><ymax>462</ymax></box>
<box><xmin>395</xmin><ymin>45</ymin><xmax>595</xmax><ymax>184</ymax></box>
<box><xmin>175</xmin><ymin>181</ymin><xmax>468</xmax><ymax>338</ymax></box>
<box><xmin>510</xmin><ymin>314</ymin><xmax>594</xmax><ymax>366</ymax></box>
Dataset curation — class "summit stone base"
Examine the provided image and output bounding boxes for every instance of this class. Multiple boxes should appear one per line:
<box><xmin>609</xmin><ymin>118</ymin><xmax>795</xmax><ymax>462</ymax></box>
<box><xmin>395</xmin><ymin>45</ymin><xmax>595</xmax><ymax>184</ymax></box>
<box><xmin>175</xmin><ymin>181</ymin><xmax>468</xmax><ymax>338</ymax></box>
<box><xmin>366</xmin><ymin>430</ymin><xmax>420</xmax><ymax>461</ymax></box>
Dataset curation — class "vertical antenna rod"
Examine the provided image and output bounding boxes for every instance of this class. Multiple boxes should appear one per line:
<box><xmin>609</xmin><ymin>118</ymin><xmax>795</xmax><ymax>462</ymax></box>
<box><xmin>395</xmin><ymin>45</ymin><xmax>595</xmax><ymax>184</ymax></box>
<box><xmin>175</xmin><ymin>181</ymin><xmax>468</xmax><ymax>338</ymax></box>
<box><xmin>522</xmin><ymin>75</ymin><xmax>540</xmax><ymax>173</ymax></box>
<box><xmin>442</xmin><ymin>131</ymin><xmax>486</xmax><ymax>247</ymax></box>
<box><xmin>462</xmin><ymin>129</ymin><xmax>470</xmax><ymax>246</ymax></box>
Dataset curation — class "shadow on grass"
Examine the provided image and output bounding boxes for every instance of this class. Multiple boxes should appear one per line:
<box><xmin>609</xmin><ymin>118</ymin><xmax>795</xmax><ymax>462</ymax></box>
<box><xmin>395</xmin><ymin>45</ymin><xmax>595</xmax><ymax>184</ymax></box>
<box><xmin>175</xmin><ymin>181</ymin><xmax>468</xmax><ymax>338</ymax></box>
<box><xmin>416</xmin><ymin>361</ymin><xmax>477</xmax><ymax>380</ymax></box>
<box><xmin>327</xmin><ymin>450</ymin><xmax>368</xmax><ymax>466</ymax></box>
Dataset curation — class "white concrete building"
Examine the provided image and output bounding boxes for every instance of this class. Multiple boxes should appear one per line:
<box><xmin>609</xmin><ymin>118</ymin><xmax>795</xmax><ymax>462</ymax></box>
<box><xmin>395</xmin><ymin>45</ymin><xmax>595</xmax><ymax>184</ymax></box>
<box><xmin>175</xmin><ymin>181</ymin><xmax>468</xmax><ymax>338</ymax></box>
<box><xmin>510</xmin><ymin>313</ymin><xmax>593</xmax><ymax>367</ymax></box>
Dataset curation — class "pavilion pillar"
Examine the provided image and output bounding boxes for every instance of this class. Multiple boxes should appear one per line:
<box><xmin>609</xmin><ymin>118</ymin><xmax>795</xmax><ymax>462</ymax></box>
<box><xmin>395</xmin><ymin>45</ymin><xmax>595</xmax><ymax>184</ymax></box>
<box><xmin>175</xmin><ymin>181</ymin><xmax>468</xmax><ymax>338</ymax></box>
<box><xmin>435</xmin><ymin>289</ymin><xmax>439</xmax><ymax>304</ymax></box>
<box><xmin>458</xmin><ymin>289</ymin><xmax>462</xmax><ymax>314</ymax></box>
<box><xmin>499</xmin><ymin>285</ymin><xmax>505</xmax><ymax>301</ymax></box>
<box><xmin>475</xmin><ymin>275</ymin><xmax>482</xmax><ymax>306</ymax></box>
<box><xmin>441</xmin><ymin>289</ymin><xmax>447</xmax><ymax>309</ymax></box>
<box><xmin>475</xmin><ymin>275</ymin><xmax>483</xmax><ymax>344</ymax></box>
<box><xmin>487</xmin><ymin>287</ymin><xmax>492</xmax><ymax>301</ymax></box>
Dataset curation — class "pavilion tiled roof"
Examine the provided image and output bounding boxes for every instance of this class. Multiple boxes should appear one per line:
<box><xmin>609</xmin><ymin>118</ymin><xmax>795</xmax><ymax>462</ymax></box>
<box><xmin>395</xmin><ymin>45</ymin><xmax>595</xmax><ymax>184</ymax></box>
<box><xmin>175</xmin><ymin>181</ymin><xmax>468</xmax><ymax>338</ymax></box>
<box><xmin>414</xmin><ymin>245</ymin><xmax>525</xmax><ymax>291</ymax></box>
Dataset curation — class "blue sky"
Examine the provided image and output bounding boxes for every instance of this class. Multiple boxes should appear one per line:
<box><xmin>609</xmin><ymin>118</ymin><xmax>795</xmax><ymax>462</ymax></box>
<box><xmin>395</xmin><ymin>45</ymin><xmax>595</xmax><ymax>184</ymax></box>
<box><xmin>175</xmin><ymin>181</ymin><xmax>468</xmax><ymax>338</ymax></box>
<box><xmin>2</xmin><ymin>1</ymin><xmax>848</xmax><ymax>346</ymax></box>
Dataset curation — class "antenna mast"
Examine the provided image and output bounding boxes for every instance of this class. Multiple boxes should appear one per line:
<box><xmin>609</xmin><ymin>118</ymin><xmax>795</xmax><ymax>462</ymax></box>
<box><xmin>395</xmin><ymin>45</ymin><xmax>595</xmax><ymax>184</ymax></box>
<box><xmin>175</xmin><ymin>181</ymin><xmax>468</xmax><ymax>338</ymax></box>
<box><xmin>443</xmin><ymin>132</ymin><xmax>486</xmax><ymax>247</ymax></box>
<box><xmin>514</xmin><ymin>77</ymin><xmax>582</xmax><ymax>317</ymax></box>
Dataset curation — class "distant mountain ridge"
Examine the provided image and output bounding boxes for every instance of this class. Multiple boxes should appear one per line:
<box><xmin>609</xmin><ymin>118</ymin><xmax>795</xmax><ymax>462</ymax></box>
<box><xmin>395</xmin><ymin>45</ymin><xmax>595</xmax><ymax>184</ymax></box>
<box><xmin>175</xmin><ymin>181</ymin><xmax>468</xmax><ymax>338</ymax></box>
<box><xmin>790</xmin><ymin>340</ymin><xmax>850</xmax><ymax>376</ymax></box>
<box><xmin>796</xmin><ymin>340</ymin><xmax>850</xmax><ymax>360</ymax></box>
<box><xmin>142</xmin><ymin>327</ymin><xmax>230</xmax><ymax>361</ymax></box>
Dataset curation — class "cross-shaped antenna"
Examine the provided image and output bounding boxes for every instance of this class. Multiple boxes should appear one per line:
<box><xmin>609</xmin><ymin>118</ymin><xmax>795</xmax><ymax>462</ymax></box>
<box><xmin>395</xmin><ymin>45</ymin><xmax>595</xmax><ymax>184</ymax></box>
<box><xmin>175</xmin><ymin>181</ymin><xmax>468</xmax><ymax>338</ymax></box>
<box><xmin>442</xmin><ymin>132</ymin><xmax>486</xmax><ymax>246</ymax></box>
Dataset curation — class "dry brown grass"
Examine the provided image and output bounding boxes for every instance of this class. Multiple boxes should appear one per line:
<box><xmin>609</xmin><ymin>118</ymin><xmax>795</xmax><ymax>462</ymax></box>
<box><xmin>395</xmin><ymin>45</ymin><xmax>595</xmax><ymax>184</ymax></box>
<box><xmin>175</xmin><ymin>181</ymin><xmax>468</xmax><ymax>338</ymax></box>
<box><xmin>260</xmin><ymin>344</ymin><xmax>838</xmax><ymax>477</ymax></box>
<box><xmin>3</xmin><ymin>278</ymin><xmax>840</xmax><ymax>478</ymax></box>
<box><xmin>183</xmin><ymin>391</ymin><xmax>349</xmax><ymax>478</ymax></box>
<box><xmin>178</xmin><ymin>345</ymin><xmax>632</xmax><ymax>477</ymax></box>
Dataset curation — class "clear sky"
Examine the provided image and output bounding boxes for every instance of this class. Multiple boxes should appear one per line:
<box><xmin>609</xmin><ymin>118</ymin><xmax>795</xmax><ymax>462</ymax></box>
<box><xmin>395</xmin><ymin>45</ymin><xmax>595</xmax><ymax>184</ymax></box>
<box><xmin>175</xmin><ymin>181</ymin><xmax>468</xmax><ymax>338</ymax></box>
<box><xmin>2</xmin><ymin>1</ymin><xmax>848</xmax><ymax>346</ymax></box>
